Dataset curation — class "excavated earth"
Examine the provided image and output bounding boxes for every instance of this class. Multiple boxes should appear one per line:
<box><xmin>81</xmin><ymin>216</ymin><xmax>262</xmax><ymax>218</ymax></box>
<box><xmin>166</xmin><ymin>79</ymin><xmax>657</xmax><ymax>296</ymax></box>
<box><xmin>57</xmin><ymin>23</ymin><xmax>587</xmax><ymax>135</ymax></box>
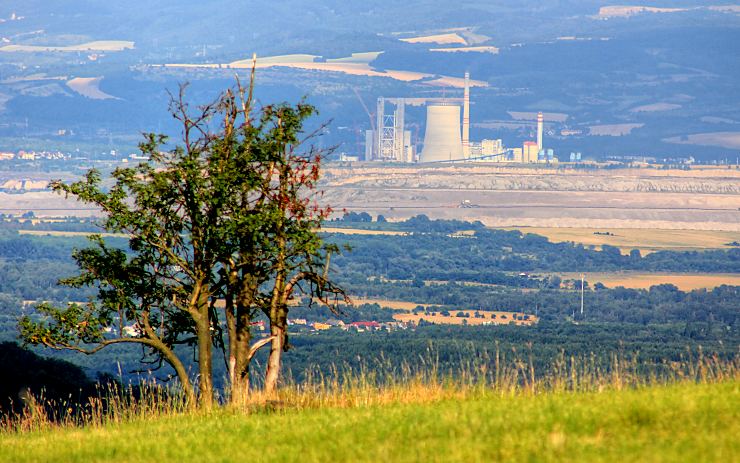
<box><xmin>320</xmin><ymin>165</ymin><xmax>740</xmax><ymax>231</ymax></box>
<box><xmin>2</xmin><ymin>164</ymin><xmax>740</xmax><ymax>231</ymax></box>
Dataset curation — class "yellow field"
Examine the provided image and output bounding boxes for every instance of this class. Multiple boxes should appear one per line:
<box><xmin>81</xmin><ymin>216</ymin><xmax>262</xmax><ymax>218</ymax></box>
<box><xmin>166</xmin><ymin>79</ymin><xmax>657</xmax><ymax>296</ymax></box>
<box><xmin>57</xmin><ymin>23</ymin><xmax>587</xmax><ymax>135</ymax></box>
<box><xmin>348</xmin><ymin>299</ymin><xmax>537</xmax><ymax>326</ymax></box>
<box><xmin>322</xmin><ymin>227</ymin><xmax>408</xmax><ymax>236</ymax></box>
<box><xmin>559</xmin><ymin>272</ymin><xmax>740</xmax><ymax>291</ymax></box>
<box><xmin>350</xmin><ymin>298</ymin><xmax>434</xmax><ymax>310</ymax></box>
<box><xmin>399</xmin><ymin>33</ymin><xmax>467</xmax><ymax>45</ymax></box>
<box><xmin>393</xmin><ymin>310</ymin><xmax>537</xmax><ymax>326</ymax></box>
<box><xmin>507</xmin><ymin>227</ymin><xmax>740</xmax><ymax>254</ymax></box>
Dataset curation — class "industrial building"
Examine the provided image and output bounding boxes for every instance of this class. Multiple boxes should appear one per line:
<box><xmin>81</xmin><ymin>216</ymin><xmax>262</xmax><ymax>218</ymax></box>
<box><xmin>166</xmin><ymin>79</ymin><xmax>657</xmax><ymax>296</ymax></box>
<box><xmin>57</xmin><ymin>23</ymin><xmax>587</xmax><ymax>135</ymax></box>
<box><xmin>363</xmin><ymin>74</ymin><xmax>558</xmax><ymax>164</ymax></box>
<box><xmin>364</xmin><ymin>98</ymin><xmax>413</xmax><ymax>162</ymax></box>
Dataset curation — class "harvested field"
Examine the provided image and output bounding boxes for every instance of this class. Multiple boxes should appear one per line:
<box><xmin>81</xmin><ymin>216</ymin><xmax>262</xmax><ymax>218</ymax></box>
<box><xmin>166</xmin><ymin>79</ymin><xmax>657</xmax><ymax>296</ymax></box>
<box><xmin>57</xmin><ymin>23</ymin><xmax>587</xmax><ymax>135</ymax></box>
<box><xmin>0</xmin><ymin>40</ymin><xmax>134</xmax><ymax>52</ymax></box>
<box><xmin>508</xmin><ymin>111</ymin><xmax>569</xmax><ymax>123</ymax></box>
<box><xmin>507</xmin><ymin>227</ymin><xmax>740</xmax><ymax>254</ymax></box>
<box><xmin>162</xmin><ymin>53</ymin><xmax>487</xmax><ymax>88</ymax></box>
<box><xmin>393</xmin><ymin>310</ymin><xmax>537</xmax><ymax>326</ymax></box>
<box><xmin>664</xmin><ymin>132</ymin><xmax>740</xmax><ymax>150</ymax></box>
<box><xmin>589</xmin><ymin>123</ymin><xmax>644</xmax><ymax>136</ymax></box>
<box><xmin>558</xmin><ymin>272</ymin><xmax>740</xmax><ymax>290</ymax></box>
<box><xmin>18</xmin><ymin>230</ymin><xmax>126</xmax><ymax>238</ymax></box>
<box><xmin>630</xmin><ymin>103</ymin><xmax>682</xmax><ymax>113</ymax></box>
<box><xmin>400</xmin><ymin>33</ymin><xmax>467</xmax><ymax>45</ymax></box>
<box><xmin>430</xmin><ymin>46</ymin><xmax>499</xmax><ymax>54</ymax></box>
<box><xmin>67</xmin><ymin>77</ymin><xmax>118</xmax><ymax>100</ymax></box>
<box><xmin>350</xmin><ymin>298</ymin><xmax>434</xmax><ymax>310</ymax></box>
<box><xmin>597</xmin><ymin>6</ymin><xmax>688</xmax><ymax>18</ymax></box>
<box><xmin>322</xmin><ymin>227</ymin><xmax>407</xmax><ymax>236</ymax></box>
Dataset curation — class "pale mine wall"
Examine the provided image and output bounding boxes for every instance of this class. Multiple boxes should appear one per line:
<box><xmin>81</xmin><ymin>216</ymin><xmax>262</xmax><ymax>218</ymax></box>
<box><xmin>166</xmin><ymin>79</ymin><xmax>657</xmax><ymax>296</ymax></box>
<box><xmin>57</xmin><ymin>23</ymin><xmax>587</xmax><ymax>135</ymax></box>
<box><xmin>321</xmin><ymin>165</ymin><xmax>740</xmax><ymax>231</ymax></box>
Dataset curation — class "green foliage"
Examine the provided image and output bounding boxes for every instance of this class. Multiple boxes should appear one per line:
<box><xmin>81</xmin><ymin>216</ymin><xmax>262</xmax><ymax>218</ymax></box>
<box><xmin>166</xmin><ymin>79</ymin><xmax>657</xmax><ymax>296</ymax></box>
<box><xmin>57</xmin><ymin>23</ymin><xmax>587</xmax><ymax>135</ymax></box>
<box><xmin>17</xmin><ymin>79</ymin><xmax>345</xmax><ymax>405</ymax></box>
<box><xmin>328</xmin><ymin>221</ymin><xmax>740</xmax><ymax>280</ymax></box>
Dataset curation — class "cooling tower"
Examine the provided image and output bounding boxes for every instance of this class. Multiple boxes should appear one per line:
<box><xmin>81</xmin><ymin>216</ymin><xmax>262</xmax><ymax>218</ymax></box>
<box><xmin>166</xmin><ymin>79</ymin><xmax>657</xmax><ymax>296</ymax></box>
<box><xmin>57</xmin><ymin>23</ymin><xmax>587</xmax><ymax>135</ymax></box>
<box><xmin>420</xmin><ymin>105</ymin><xmax>463</xmax><ymax>162</ymax></box>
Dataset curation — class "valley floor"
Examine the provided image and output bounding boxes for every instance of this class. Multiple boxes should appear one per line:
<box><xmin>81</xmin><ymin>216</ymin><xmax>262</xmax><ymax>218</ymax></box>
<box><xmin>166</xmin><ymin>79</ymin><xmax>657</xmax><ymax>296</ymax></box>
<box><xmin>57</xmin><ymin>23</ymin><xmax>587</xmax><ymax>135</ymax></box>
<box><xmin>1</xmin><ymin>381</ymin><xmax>737</xmax><ymax>462</ymax></box>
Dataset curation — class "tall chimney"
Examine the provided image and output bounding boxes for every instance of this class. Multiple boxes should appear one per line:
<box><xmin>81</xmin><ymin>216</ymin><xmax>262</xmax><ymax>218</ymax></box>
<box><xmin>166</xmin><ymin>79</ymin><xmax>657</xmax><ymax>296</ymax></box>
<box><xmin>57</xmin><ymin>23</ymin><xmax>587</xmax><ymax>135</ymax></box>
<box><xmin>537</xmin><ymin>112</ymin><xmax>544</xmax><ymax>152</ymax></box>
<box><xmin>462</xmin><ymin>72</ymin><xmax>470</xmax><ymax>158</ymax></box>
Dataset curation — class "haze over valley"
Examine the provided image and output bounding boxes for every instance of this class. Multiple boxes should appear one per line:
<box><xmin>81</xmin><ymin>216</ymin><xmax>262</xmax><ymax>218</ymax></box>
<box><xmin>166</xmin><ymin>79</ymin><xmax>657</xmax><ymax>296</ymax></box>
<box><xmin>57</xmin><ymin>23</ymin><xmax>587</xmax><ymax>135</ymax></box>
<box><xmin>0</xmin><ymin>1</ymin><xmax>738</xmax><ymax>160</ymax></box>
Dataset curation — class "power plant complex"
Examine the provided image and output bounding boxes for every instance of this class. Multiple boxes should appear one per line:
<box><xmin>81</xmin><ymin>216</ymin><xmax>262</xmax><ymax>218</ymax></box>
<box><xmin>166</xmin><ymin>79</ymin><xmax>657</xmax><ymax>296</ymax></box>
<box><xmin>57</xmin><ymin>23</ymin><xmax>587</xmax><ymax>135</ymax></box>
<box><xmin>363</xmin><ymin>73</ymin><xmax>557</xmax><ymax>164</ymax></box>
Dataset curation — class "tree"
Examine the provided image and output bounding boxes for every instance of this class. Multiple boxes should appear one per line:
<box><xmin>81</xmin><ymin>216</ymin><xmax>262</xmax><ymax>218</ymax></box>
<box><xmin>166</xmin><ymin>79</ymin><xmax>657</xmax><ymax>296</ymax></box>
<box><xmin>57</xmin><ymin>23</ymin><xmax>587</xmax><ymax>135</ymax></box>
<box><xmin>19</xmin><ymin>74</ymin><xmax>346</xmax><ymax>406</ymax></box>
<box><xmin>251</xmin><ymin>101</ymin><xmax>348</xmax><ymax>394</ymax></box>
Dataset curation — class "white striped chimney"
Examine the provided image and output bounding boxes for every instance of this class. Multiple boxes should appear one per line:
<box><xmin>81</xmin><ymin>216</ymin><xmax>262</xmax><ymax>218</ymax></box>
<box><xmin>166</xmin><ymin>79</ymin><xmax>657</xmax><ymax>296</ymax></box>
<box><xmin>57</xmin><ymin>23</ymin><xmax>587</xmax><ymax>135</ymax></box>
<box><xmin>462</xmin><ymin>72</ymin><xmax>470</xmax><ymax>158</ymax></box>
<box><xmin>536</xmin><ymin>111</ymin><xmax>544</xmax><ymax>152</ymax></box>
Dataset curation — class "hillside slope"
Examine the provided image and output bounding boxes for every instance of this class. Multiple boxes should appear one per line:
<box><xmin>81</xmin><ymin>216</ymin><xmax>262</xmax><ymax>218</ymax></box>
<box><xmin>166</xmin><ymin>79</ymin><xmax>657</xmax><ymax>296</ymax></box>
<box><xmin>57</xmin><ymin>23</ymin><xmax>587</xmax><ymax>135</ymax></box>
<box><xmin>1</xmin><ymin>381</ymin><xmax>737</xmax><ymax>462</ymax></box>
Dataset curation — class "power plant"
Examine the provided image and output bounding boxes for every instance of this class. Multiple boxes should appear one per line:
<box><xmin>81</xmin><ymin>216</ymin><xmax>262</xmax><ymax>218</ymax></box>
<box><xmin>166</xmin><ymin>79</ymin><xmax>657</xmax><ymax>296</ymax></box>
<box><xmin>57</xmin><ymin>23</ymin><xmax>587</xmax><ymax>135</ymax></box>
<box><xmin>362</xmin><ymin>74</ymin><xmax>558</xmax><ymax>164</ymax></box>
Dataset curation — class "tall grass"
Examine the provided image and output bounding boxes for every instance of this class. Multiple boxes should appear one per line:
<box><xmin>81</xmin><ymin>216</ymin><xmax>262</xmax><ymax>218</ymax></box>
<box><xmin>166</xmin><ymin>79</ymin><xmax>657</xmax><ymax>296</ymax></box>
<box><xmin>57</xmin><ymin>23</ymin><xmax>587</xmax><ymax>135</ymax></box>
<box><xmin>3</xmin><ymin>345</ymin><xmax>738</xmax><ymax>433</ymax></box>
<box><xmin>1</xmin><ymin>380</ymin><xmax>192</xmax><ymax>433</ymax></box>
<box><xmin>241</xmin><ymin>345</ymin><xmax>739</xmax><ymax>411</ymax></box>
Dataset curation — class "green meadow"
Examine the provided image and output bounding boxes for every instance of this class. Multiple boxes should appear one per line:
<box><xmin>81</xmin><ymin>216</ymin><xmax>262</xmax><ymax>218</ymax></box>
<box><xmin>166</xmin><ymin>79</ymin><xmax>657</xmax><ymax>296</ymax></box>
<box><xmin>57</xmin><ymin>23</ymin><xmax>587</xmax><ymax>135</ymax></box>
<box><xmin>1</xmin><ymin>381</ymin><xmax>737</xmax><ymax>463</ymax></box>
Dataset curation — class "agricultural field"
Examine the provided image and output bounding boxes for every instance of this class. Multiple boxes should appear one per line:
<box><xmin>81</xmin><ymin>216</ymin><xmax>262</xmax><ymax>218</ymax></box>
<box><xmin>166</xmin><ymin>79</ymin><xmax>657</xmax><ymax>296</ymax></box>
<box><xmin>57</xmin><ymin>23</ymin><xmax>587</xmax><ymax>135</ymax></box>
<box><xmin>560</xmin><ymin>272</ymin><xmax>740</xmax><ymax>291</ymax></box>
<box><xmin>393</xmin><ymin>310</ymin><xmax>536</xmax><ymax>326</ymax></box>
<box><xmin>350</xmin><ymin>298</ymin><xmax>432</xmax><ymax>311</ymax></box>
<box><xmin>162</xmin><ymin>53</ymin><xmax>486</xmax><ymax>88</ymax></box>
<box><xmin>66</xmin><ymin>77</ymin><xmax>118</xmax><ymax>100</ymax></box>
<box><xmin>664</xmin><ymin>131</ymin><xmax>740</xmax><ymax>150</ymax></box>
<box><xmin>17</xmin><ymin>230</ymin><xmax>126</xmax><ymax>238</ymax></box>
<box><xmin>0</xmin><ymin>41</ymin><xmax>134</xmax><ymax>53</ymax></box>
<box><xmin>322</xmin><ymin>227</ymin><xmax>408</xmax><ymax>236</ymax></box>
<box><xmin>507</xmin><ymin>227</ymin><xmax>740</xmax><ymax>254</ymax></box>
<box><xmin>1</xmin><ymin>381</ymin><xmax>736</xmax><ymax>462</ymax></box>
<box><xmin>347</xmin><ymin>299</ymin><xmax>536</xmax><ymax>326</ymax></box>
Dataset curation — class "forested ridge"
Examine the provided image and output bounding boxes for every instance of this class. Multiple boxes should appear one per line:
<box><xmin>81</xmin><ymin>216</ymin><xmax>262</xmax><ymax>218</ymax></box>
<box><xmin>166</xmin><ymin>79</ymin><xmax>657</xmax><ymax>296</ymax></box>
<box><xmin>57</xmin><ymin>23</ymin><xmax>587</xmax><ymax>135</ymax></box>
<box><xmin>0</xmin><ymin>216</ymin><xmax>738</xmax><ymax>389</ymax></box>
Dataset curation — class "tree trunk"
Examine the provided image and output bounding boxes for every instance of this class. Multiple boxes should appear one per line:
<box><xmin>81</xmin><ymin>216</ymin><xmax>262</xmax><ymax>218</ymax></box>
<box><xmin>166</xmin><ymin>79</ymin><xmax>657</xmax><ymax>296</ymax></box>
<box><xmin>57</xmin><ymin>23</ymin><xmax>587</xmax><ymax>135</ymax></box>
<box><xmin>225</xmin><ymin>278</ymin><xmax>237</xmax><ymax>396</ymax></box>
<box><xmin>159</xmin><ymin>342</ymin><xmax>196</xmax><ymax>405</ymax></box>
<box><xmin>194</xmin><ymin>285</ymin><xmax>213</xmax><ymax>408</ymax></box>
<box><xmin>264</xmin><ymin>324</ymin><xmax>284</xmax><ymax>395</ymax></box>
<box><xmin>196</xmin><ymin>315</ymin><xmax>213</xmax><ymax>408</ymax></box>
<box><xmin>228</xmin><ymin>306</ymin><xmax>252</xmax><ymax>403</ymax></box>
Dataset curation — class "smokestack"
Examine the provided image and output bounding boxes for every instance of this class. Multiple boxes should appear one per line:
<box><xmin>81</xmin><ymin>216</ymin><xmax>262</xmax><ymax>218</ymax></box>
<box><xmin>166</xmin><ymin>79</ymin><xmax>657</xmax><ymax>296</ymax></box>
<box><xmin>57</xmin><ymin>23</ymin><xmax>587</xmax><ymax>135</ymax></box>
<box><xmin>537</xmin><ymin>112</ymin><xmax>544</xmax><ymax>152</ymax></box>
<box><xmin>462</xmin><ymin>72</ymin><xmax>470</xmax><ymax>158</ymax></box>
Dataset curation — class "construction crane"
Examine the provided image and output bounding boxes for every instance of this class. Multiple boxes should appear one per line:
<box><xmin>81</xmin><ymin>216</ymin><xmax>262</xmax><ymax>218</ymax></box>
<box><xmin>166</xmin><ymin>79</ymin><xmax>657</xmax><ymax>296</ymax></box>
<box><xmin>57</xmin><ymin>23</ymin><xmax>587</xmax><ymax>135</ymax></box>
<box><xmin>352</xmin><ymin>87</ymin><xmax>375</xmax><ymax>132</ymax></box>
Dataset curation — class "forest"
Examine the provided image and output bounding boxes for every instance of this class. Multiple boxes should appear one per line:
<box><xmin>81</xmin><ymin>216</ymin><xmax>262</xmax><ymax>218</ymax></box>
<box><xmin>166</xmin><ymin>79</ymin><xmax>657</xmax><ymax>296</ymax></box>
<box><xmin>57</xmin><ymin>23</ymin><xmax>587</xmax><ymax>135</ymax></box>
<box><xmin>0</xmin><ymin>214</ymin><xmax>737</xmax><ymax>393</ymax></box>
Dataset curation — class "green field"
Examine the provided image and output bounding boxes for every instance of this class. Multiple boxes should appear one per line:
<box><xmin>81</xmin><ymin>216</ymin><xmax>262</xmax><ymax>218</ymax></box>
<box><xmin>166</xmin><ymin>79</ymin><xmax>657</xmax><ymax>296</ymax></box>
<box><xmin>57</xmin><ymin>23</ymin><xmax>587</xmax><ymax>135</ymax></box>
<box><xmin>2</xmin><ymin>381</ymin><xmax>737</xmax><ymax>462</ymax></box>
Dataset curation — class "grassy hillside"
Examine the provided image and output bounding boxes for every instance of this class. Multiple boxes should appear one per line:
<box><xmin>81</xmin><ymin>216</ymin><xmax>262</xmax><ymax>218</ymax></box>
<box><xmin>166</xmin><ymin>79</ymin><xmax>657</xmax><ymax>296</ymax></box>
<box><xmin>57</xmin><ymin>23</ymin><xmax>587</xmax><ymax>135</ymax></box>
<box><xmin>1</xmin><ymin>381</ymin><xmax>737</xmax><ymax>462</ymax></box>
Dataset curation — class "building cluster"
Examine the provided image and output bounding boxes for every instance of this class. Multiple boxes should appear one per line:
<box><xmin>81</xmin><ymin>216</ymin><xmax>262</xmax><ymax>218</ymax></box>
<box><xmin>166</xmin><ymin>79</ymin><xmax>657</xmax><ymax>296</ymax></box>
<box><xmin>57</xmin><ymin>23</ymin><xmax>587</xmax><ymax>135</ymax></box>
<box><xmin>0</xmin><ymin>179</ymin><xmax>49</xmax><ymax>191</ymax></box>
<box><xmin>0</xmin><ymin>150</ymin><xmax>68</xmax><ymax>161</ymax></box>
<box><xmin>246</xmin><ymin>318</ymin><xmax>411</xmax><ymax>333</ymax></box>
<box><xmin>363</xmin><ymin>73</ymin><xmax>558</xmax><ymax>164</ymax></box>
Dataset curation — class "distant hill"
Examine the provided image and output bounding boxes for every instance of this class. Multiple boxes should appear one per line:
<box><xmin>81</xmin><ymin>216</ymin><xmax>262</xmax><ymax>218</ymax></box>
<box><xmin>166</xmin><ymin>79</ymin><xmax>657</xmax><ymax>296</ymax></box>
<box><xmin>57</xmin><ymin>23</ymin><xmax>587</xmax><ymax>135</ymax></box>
<box><xmin>0</xmin><ymin>1</ymin><xmax>738</xmax><ymax>159</ymax></box>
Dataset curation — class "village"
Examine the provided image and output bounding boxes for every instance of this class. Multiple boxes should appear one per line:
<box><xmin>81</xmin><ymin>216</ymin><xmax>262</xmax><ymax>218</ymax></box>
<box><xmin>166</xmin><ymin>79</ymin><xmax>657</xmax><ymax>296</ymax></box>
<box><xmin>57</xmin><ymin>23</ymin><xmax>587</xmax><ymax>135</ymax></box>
<box><xmin>247</xmin><ymin>308</ymin><xmax>539</xmax><ymax>334</ymax></box>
